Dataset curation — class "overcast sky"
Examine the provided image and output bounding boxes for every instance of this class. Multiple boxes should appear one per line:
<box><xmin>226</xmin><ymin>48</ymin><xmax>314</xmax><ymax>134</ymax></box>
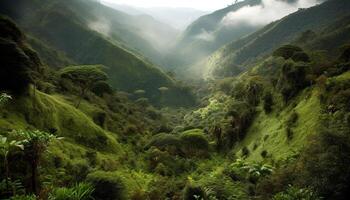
<box><xmin>100</xmin><ymin>0</ymin><xmax>238</xmax><ymax>11</ymax></box>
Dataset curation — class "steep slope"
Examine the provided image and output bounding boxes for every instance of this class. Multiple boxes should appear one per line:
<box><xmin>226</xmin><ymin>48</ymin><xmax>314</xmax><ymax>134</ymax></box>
<box><xmin>0</xmin><ymin>0</ymin><xmax>196</xmax><ymax>107</ymax></box>
<box><xmin>169</xmin><ymin>0</ymin><xmax>262</xmax><ymax>68</ymax></box>
<box><xmin>206</xmin><ymin>0</ymin><xmax>350</xmax><ymax>77</ymax></box>
<box><xmin>300</xmin><ymin>15</ymin><xmax>350</xmax><ymax>56</ymax></box>
<box><xmin>0</xmin><ymin>0</ymin><xmax>177</xmax><ymax>66</ymax></box>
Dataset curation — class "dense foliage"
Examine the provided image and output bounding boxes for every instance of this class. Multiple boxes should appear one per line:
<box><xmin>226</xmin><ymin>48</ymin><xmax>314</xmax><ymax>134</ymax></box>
<box><xmin>0</xmin><ymin>0</ymin><xmax>350</xmax><ymax>200</ymax></box>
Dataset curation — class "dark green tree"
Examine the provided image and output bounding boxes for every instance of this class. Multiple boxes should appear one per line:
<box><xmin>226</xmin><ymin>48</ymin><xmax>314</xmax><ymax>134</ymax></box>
<box><xmin>59</xmin><ymin>65</ymin><xmax>108</xmax><ymax>108</ymax></box>
<box><xmin>263</xmin><ymin>92</ymin><xmax>274</xmax><ymax>113</ymax></box>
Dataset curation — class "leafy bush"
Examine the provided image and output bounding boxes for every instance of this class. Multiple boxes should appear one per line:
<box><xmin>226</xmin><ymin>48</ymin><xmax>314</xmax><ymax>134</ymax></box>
<box><xmin>261</xmin><ymin>150</ymin><xmax>268</xmax><ymax>158</ymax></box>
<box><xmin>241</xmin><ymin>147</ymin><xmax>250</xmax><ymax>158</ymax></box>
<box><xmin>145</xmin><ymin>133</ymin><xmax>181</xmax><ymax>153</ymax></box>
<box><xmin>272</xmin><ymin>186</ymin><xmax>321</xmax><ymax>200</ymax></box>
<box><xmin>198</xmin><ymin>175</ymin><xmax>248</xmax><ymax>200</ymax></box>
<box><xmin>147</xmin><ymin>176</ymin><xmax>183</xmax><ymax>199</ymax></box>
<box><xmin>48</xmin><ymin>182</ymin><xmax>94</xmax><ymax>200</ymax></box>
<box><xmin>146</xmin><ymin>147</ymin><xmax>194</xmax><ymax>176</ymax></box>
<box><xmin>9</xmin><ymin>195</ymin><xmax>37</xmax><ymax>200</ymax></box>
<box><xmin>0</xmin><ymin>93</ymin><xmax>11</xmax><ymax>105</ymax></box>
<box><xmin>338</xmin><ymin>44</ymin><xmax>350</xmax><ymax>63</ymax></box>
<box><xmin>273</xmin><ymin>45</ymin><xmax>309</xmax><ymax>62</ymax></box>
<box><xmin>278</xmin><ymin>61</ymin><xmax>309</xmax><ymax>101</ymax></box>
<box><xmin>86</xmin><ymin>171</ymin><xmax>126</xmax><ymax>200</ymax></box>
<box><xmin>91</xmin><ymin>81</ymin><xmax>113</xmax><ymax>97</ymax></box>
<box><xmin>183</xmin><ymin>184</ymin><xmax>207</xmax><ymax>200</ymax></box>
<box><xmin>226</xmin><ymin>101</ymin><xmax>256</xmax><ymax>147</ymax></box>
<box><xmin>286</xmin><ymin>128</ymin><xmax>294</xmax><ymax>141</ymax></box>
<box><xmin>180</xmin><ymin>130</ymin><xmax>209</xmax><ymax>157</ymax></box>
<box><xmin>297</xmin><ymin>124</ymin><xmax>350</xmax><ymax>199</ymax></box>
<box><xmin>263</xmin><ymin>92</ymin><xmax>274</xmax><ymax>113</ymax></box>
<box><xmin>286</xmin><ymin>111</ymin><xmax>299</xmax><ymax>127</ymax></box>
<box><xmin>291</xmin><ymin>52</ymin><xmax>310</xmax><ymax>62</ymax></box>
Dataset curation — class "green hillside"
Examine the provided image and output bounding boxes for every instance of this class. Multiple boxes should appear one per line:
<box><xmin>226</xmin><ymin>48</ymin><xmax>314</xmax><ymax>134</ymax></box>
<box><xmin>1</xmin><ymin>1</ymin><xmax>350</xmax><ymax>200</ymax></box>
<box><xmin>0</xmin><ymin>0</ymin><xmax>196</xmax><ymax>107</ymax></box>
<box><xmin>206</xmin><ymin>0</ymin><xmax>350</xmax><ymax>77</ymax></box>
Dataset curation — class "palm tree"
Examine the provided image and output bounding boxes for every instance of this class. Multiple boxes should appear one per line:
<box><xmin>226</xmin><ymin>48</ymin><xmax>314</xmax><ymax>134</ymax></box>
<box><xmin>0</xmin><ymin>136</ymin><xmax>24</xmax><ymax>195</ymax></box>
<box><xmin>14</xmin><ymin>130</ymin><xmax>62</xmax><ymax>194</ymax></box>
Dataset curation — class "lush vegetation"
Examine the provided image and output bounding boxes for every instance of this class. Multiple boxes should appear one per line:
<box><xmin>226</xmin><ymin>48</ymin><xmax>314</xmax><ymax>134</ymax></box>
<box><xmin>1</xmin><ymin>0</ymin><xmax>350</xmax><ymax>200</ymax></box>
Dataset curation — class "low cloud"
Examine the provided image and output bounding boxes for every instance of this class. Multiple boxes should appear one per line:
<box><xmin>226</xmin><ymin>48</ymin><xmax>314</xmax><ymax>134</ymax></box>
<box><xmin>222</xmin><ymin>0</ymin><xmax>321</xmax><ymax>27</ymax></box>
<box><xmin>88</xmin><ymin>17</ymin><xmax>111</xmax><ymax>37</ymax></box>
<box><xmin>195</xmin><ymin>29</ymin><xmax>215</xmax><ymax>41</ymax></box>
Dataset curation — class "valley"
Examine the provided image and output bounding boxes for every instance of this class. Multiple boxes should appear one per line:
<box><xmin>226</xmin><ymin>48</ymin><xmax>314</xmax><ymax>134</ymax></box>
<box><xmin>0</xmin><ymin>0</ymin><xmax>350</xmax><ymax>200</ymax></box>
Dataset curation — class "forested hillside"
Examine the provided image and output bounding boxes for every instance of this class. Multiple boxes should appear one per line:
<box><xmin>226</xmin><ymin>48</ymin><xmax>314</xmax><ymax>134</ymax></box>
<box><xmin>205</xmin><ymin>0</ymin><xmax>350</xmax><ymax>77</ymax></box>
<box><xmin>0</xmin><ymin>0</ymin><xmax>350</xmax><ymax>200</ymax></box>
<box><xmin>0</xmin><ymin>0</ymin><xmax>196</xmax><ymax>107</ymax></box>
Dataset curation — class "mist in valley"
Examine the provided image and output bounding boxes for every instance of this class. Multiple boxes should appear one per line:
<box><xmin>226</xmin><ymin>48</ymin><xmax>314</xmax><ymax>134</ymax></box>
<box><xmin>0</xmin><ymin>0</ymin><xmax>349</xmax><ymax>200</ymax></box>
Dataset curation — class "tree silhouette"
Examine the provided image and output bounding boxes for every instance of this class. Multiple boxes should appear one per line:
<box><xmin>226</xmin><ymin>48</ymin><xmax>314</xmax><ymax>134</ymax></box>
<box><xmin>60</xmin><ymin>65</ymin><xmax>108</xmax><ymax>108</ymax></box>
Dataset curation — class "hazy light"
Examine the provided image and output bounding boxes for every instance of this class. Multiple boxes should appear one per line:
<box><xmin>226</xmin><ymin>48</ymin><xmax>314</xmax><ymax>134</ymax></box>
<box><xmin>101</xmin><ymin>0</ymin><xmax>240</xmax><ymax>11</ymax></box>
<box><xmin>222</xmin><ymin>0</ymin><xmax>320</xmax><ymax>26</ymax></box>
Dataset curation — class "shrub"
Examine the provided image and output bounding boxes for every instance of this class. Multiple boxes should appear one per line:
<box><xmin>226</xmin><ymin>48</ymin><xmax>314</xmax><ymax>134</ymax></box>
<box><xmin>286</xmin><ymin>127</ymin><xmax>294</xmax><ymax>141</ymax></box>
<box><xmin>135</xmin><ymin>98</ymin><xmax>149</xmax><ymax>107</ymax></box>
<box><xmin>91</xmin><ymin>81</ymin><xmax>113</xmax><ymax>97</ymax></box>
<box><xmin>86</xmin><ymin>171</ymin><xmax>126</xmax><ymax>200</ymax></box>
<box><xmin>147</xmin><ymin>177</ymin><xmax>183</xmax><ymax>200</ymax></box>
<box><xmin>198</xmin><ymin>175</ymin><xmax>248</xmax><ymax>200</ymax></box>
<box><xmin>286</xmin><ymin>111</ymin><xmax>299</xmax><ymax>126</ymax></box>
<box><xmin>241</xmin><ymin>146</ymin><xmax>250</xmax><ymax>158</ymax></box>
<box><xmin>183</xmin><ymin>184</ymin><xmax>207</xmax><ymax>200</ymax></box>
<box><xmin>48</xmin><ymin>182</ymin><xmax>94</xmax><ymax>200</ymax></box>
<box><xmin>261</xmin><ymin>150</ymin><xmax>268</xmax><ymax>158</ymax></box>
<box><xmin>85</xmin><ymin>150</ymin><xmax>97</xmax><ymax>166</ymax></box>
<box><xmin>272</xmin><ymin>186</ymin><xmax>321</xmax><ymax>200</ymax></box>
<box><xmin>9</xmin><ymin>195</ymin><xmax>37</xmax><ymax>200</ymax></box>
<box><xmin>226</xmin><ymin>101</ymin><xmax>256</xmax><ymax>146</ymax></box>
<box><xmin>180</xmin><ymin>130</ymin><xmax>209</xmax><ymax>157</ymax></box>
<box><xmin>338</xmin><ymin>44</ymin><xmax>350</xmax><ymax>63</ymax></box>
<box><xmin>291</xmin><ymin>52</ymin><xmax>310</xmax><ymax>62</ymax></box>
<box><xmin>297</xmin><ymin>125</ymin><xmax>350</xmax><ymax>199</ymax></box>
<box><xmin>145</xmin><ymin>133</ymin><xmax>181</xmax><ymax>153</ymax></box>
<box><xmin>145</xmin><ymin>147</ymin><xmax>194</xmax><ymax>176</ymax></box>
<box><xmin>278</xmin><ymin>61</ymin><xmax>309</xmax><ymax>101</ymax></box>
<box><xmin>263</xmin><ymin>92</ymin><xmax>274</xmax><ymax>113</ymax></box>
<box><xmin>66</xmin><ymin>160</ymin><xmax>90</xmax><ymax>182</ymax></box>
<box><xmin>273</xmin><ymin>45</ymin><xmax>304</xmax><ymax>60</ymax></box>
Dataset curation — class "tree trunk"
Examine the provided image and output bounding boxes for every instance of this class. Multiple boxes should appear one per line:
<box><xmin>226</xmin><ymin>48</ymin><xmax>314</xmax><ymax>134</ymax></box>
<box><xmin>75</xmin><ymin>88</ymin><xmax>86</xmax><ymax>108</ymax></box>
<box><xmin>4</xmin><ymin>154</ymin><xmax>10</xmax><ymax>194</ymax></box>
<box><xmin>31</xmin><ymin>159</ymin><xmax>38</xmax><ymax>195</ymax></box>
<box><xmin>31</xmin><ymin>143</ymin><xmax>39</xmax><ymax>195</ymax></box>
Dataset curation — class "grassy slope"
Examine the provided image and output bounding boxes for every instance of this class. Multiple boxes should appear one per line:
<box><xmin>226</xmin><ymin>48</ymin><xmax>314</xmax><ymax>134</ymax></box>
<box><xmin>0</xmin><ymin>89</ymin><xmax>160</xmax><ymax>197</ymax></box>
<box><xmin>0</xmin><ymin>90</ymin><xmax>121</xmax><ymax>152</ymax></box>
<box><xmin>236</xmin><ymin>88</ymin><xmax>321</xmax><ymax>162</ymax></box>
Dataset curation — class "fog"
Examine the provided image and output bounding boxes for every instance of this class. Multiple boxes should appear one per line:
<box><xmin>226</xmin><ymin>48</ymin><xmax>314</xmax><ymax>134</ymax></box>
<box><xmin>195</xmin><ymin>29</ymin><xmax>215</xmax><ymax>41</ymax></box>
<box><xmin>88</xmin><ymin>17</ymin><xmax>111</xmax><ymax>37</ymax></box>
<box><xmin>222</xmin><ymin>0</ymin><xmax>321</xmax><ymax>27</ymax></box>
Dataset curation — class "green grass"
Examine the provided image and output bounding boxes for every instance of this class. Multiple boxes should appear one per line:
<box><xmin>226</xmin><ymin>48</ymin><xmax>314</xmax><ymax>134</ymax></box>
<box><xmin>333</xmin><ymin>71</ymin><xmax>350</xmax><ymax>82</ymax></box>
<box><xmin>0</xmin><ymin>89</ymin><xmax>121</xmax><ymax>153</ymax></box>
<box><xmin>236</xmin><ymin>87</ymin><xmax>321</xmax><ymax>162</ymax></box>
